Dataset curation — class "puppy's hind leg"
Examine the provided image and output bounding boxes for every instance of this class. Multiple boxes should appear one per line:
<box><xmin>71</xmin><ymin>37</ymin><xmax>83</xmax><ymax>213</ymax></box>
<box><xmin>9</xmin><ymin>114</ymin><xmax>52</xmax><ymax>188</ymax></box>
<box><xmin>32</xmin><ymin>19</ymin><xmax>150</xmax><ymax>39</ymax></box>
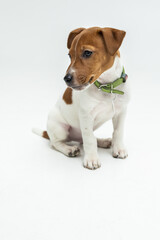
<box><xmin>47</xmin><ymin>108</ymin><xmax>80</xmax><ymax>157</ymax></box>
<box><xmin>97</xmin><ymin>138</ymin><xmax>112</xmax><ymax>148</ymax></box>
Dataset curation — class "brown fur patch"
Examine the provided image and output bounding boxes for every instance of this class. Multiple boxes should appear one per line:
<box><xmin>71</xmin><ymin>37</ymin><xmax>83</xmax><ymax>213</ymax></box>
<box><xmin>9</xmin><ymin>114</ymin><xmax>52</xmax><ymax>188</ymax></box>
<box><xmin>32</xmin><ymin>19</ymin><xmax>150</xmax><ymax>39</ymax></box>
<box><xmin>43</xmin><ymin>131</ymin><xmax>49</xmax><ymax>139</ymax></box>
<box><xmin>66</xmin><ymin>27</ymin><xmax>125</xmax><ymax>87</ymax></box>
<box><xmin>63</xmin><ymin>87</ymin><xmax>73</xmax><ymax>104</ymax></box>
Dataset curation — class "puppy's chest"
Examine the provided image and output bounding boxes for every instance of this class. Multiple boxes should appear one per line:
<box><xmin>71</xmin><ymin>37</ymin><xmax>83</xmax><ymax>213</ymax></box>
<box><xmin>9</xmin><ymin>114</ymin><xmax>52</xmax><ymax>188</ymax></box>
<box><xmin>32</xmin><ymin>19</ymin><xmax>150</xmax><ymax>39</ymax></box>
<box><xmin>90</xmin><ymin>95</ymin><xmax>121</xmax><ymax>122</ymax></box>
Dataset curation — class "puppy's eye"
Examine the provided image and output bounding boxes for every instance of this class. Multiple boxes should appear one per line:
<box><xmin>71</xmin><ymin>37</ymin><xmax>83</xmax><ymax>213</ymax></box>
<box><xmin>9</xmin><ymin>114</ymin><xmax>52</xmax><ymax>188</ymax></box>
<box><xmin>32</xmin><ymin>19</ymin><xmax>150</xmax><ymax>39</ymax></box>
<box><xmin>68</xmin><ymin>53</ymin><xmax>71</xmax><ymax>58</ymax></box>
<box><xmin>82</xmin><ymin>50</ymin><xmax>92</xmax><ymax>58</ymax></box>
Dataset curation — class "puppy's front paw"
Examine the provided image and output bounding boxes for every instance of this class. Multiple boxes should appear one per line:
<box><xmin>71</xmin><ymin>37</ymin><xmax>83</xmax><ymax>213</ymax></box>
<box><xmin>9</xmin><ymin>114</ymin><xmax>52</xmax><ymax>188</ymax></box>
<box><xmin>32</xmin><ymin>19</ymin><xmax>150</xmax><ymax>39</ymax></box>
<box><xmin>83</xmin><ymin>156</ymin><xmax>101</xmax><ymax>170</ymax></box>
<box><xmin>112</xmin><ymin>146</ymin><xmax>128</xmax><ymax>159</ymax></box>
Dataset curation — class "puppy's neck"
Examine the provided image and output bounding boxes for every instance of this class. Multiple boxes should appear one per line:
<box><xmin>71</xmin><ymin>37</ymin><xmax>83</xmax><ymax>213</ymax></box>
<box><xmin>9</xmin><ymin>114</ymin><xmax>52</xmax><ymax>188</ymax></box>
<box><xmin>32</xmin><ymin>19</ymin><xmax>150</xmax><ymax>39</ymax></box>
<box><xmin>98</xmin><ymin>56</ymin><xmax>123</xmax><ymax>84</ymax></box>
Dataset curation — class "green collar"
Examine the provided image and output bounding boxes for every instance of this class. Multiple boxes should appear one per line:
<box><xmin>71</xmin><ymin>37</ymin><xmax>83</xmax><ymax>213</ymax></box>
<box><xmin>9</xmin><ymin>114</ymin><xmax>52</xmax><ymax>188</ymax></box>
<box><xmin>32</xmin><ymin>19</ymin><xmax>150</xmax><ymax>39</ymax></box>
<box><xmin>94</xmin><ymin>67</ymin><xmax>128</xmax><ymax>95</ymax></box>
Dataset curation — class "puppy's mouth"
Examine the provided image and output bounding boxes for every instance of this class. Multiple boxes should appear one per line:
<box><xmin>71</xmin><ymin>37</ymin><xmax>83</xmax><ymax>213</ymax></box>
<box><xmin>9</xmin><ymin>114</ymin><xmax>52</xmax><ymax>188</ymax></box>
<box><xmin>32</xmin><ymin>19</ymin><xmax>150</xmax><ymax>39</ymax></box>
<box><xmin>71</xmin><ymin>84</ymin><xmax>88</xmax><ymax>91</ymax></box>
<box><xmin>88</xmin><ymin>76</ymin><xmax>94</xmax><ymax>83</ymax></box>
<box><xmin>71</xmin><ymin>76</ymin><xmax>95</xmax><ymax>91</ymax></box>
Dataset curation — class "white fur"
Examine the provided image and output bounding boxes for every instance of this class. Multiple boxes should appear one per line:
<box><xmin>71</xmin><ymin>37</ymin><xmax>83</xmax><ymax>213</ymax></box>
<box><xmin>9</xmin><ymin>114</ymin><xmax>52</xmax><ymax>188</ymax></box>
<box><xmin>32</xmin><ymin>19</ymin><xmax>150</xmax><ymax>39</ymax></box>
<box><xmin>44</xmin><ymin>56</ymin><xmax>130</xmax><ymax>169</ymax></box>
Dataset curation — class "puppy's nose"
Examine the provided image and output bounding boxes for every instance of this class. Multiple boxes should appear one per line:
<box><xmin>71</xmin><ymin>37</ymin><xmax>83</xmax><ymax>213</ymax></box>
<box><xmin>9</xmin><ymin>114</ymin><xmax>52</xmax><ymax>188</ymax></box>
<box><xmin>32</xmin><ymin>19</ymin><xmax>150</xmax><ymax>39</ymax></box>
<box><xmin>64</xmin><ymin>73</ymin><xmax>73</xmax><ymax>83</ymax></box>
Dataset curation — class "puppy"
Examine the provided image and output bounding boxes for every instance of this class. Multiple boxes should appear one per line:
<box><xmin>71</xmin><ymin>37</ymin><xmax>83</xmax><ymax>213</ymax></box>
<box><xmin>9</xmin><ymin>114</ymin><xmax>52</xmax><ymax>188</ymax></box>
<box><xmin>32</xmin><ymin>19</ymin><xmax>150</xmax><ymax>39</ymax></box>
<box><xmin>33</xmin><ymin>27</ymin><xmax>130</xmax><ymax>170</ymax></box>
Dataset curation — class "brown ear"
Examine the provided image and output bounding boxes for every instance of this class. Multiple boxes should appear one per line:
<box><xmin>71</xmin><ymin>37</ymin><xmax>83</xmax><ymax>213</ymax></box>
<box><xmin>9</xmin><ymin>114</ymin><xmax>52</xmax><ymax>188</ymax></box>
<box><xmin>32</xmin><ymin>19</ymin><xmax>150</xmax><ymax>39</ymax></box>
<box><xmin>99</xmin><ymin>28</ymin><xmax>126</xmax><ymax>56</ymax></box>
<box><xmin>67</xmin><ymin>28</ymin><xmax>85</xmax><ymax>49</ymax></box>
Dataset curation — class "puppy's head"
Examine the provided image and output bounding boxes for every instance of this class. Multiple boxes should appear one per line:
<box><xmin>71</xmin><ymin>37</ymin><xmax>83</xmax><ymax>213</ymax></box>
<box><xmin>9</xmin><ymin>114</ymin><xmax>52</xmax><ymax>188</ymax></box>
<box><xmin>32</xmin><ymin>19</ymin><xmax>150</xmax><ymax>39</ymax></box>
<box><xmin>64</xmin><ymin>27</ymin><xmax>126</xmax><ymax>90</ymax></box>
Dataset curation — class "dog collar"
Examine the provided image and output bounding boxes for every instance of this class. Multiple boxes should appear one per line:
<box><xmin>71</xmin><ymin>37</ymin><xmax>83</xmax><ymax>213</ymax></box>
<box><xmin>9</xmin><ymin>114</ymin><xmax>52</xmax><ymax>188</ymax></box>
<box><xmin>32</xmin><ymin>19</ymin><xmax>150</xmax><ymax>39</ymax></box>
<box><xmin>94</xmin><ymin>67</ymin><xmax>128</xmax><ymax>95</ymax></box>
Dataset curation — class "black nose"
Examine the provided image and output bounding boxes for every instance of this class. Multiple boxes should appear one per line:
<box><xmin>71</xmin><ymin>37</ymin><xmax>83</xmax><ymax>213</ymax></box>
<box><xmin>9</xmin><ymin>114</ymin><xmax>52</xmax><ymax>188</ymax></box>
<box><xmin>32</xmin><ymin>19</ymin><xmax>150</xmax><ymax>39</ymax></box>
<box><xmin>64</xmin><ymin>73</ymin><xmax>73</xmax><ymax>83</ymax></box>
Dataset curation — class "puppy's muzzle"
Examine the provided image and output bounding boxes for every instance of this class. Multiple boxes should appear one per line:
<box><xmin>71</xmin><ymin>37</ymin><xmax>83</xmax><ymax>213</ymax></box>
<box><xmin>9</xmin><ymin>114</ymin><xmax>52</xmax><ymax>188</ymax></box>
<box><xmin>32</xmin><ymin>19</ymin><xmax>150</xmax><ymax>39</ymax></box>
<box><xmin>64</xmin><ymin>73</ymin><xmax>88</xmax><ymax>90</ymax></box>
<box><xmin>64</xmin><ymin>73</ymin><xmax>73</xmax><ymax>84</ymax></box>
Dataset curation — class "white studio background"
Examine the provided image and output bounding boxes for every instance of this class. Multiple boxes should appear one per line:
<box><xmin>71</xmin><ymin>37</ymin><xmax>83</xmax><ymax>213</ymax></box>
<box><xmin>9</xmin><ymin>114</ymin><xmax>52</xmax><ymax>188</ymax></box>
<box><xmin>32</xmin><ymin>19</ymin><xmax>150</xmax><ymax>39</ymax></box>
<box><xmin>0</xmin><ymin>0</ymin><xmax>160</xmax><ymax>240</ymax></box>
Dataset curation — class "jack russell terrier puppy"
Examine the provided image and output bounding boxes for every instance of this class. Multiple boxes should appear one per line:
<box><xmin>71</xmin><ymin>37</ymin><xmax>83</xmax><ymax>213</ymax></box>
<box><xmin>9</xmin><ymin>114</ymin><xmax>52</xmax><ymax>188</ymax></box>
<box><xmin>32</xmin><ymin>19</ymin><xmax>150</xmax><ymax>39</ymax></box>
<box><xmin>33</xmin><ymin>27</ymin><xmax>130</xmax><ymax>170</ymax></box>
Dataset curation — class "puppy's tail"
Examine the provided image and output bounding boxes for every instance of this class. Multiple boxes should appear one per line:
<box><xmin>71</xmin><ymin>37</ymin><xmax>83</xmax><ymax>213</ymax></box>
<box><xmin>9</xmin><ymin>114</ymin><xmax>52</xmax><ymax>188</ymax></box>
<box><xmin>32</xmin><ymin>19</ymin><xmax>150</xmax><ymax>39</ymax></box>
<box><xmin>32</xmin><ymin>128</ymin><xmax>50</xmax><ymax>140</ymax></box>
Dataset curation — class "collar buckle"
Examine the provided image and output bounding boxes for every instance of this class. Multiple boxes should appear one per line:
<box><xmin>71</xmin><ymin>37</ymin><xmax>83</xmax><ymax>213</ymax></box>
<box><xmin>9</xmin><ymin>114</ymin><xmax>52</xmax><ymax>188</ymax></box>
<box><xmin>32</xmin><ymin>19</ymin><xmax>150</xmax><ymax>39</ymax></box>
<box><xmin>98</xmin><ymin>83</ymin><xmax>110</xmax><ymax>90</ymax></box>
<box><xmin>94</xmin><ymin>67</ymin><xmax>127</xmax><ymax>95</ymax></box>
<box><xmin>98</xmin><ymin>83</ymin><xmax>113</xmax><ymax>93</ymax></box>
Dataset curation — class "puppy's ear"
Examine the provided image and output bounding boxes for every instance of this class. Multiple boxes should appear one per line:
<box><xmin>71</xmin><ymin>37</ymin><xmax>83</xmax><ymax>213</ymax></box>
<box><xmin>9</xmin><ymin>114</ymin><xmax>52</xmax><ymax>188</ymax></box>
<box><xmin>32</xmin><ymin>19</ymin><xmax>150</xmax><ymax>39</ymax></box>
<box><xmin>99</xmin><ymin>28</ymin><xmax>126</xmax><ymax>56</ymax></box>
<box><xmin>67</xmin><ymin>28</ymin><xmax>85</xmax><ymax>49</ymax></box>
